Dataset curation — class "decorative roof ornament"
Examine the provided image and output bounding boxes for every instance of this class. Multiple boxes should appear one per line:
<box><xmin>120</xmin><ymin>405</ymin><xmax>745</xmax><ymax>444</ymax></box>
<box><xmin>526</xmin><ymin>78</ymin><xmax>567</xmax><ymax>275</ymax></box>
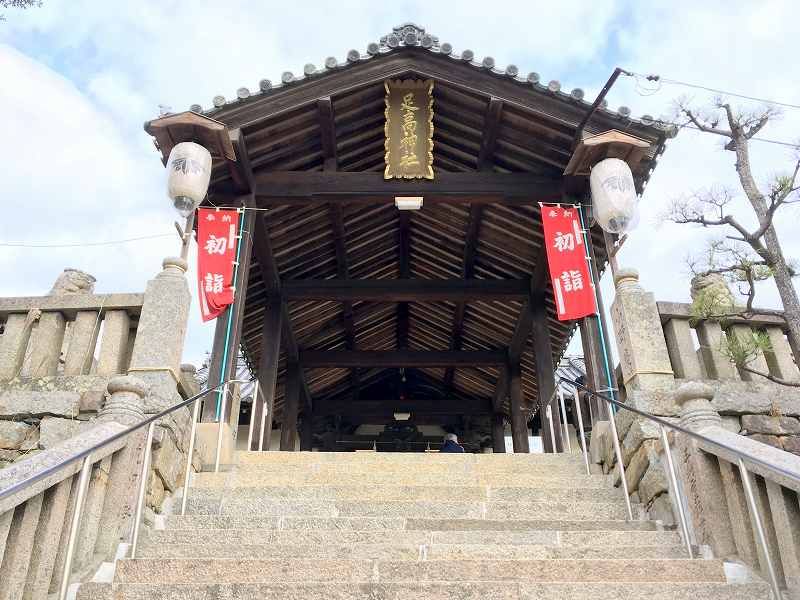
<box><xmin>380</xmin><ymin>23</ymin><xmax>439</xmax><ymax>51</ymax></box>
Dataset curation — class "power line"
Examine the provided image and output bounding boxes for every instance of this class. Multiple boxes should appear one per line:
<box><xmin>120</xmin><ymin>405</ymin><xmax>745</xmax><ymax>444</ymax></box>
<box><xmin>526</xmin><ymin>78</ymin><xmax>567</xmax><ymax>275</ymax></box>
<box><xmin>681</xmin><ymin>124</ymin><xmax>800</xmax><ymax>148</ymax></box>
<box><xmin>0</xmin><ymin>233</ymin><xmax>174</xmax><ymax>248</ymax></box>
<box><xmin>627</xmin><ymin>71</ymin><xmax>800</xmax><ymax>110</ymax></box>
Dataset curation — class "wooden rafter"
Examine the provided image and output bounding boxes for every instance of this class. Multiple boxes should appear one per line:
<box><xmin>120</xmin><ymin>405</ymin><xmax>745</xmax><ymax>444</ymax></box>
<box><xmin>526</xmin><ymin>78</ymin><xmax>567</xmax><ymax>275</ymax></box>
<box><xmin>444</xmin><ymin>202</ymin><xmax>484</xmax><ymax>389</ymax></box>
<box><xmin>396</xmin><ymin>211</ymin><xmax>411</xmax><ymax>350</ymax></box>
<box><xmin>319</xmin><ymin>96</ymin><xmax>361</xmax><ymax>403</ymax></box>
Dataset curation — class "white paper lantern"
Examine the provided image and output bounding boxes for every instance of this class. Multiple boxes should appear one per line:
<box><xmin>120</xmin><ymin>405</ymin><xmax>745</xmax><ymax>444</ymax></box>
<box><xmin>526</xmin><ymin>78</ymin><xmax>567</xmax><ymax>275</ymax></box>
<box><xmin>589</xmin><ymin>158</ymin><xmax>640</xmax><ymax>234</ymax></box>
<box><xmin>166</xmin><ymin>142</ymin><xmax>212</xmax><ymax>217</ymax></box>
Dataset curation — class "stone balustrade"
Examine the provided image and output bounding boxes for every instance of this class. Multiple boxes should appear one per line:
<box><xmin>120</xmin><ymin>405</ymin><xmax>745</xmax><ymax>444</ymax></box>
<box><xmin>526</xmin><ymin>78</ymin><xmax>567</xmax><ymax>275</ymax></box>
<box><xmin>588</xmin><ymin>265</ymin><xmax>800</xmax><ymax>596</ymax></box>
<box><xmin>0</xmin><ymin>376</ymin><xmax>146</xmax><ymax>600</ymax></box>
<box><xmin>1</xmin><ymin>260</ymin><xmax>200</xmax><ymax>510</ymax></box>
<box><xmin>674</xmin><ymin>382</ymin><xmax>800</xmax><ymax>598</ymax></box>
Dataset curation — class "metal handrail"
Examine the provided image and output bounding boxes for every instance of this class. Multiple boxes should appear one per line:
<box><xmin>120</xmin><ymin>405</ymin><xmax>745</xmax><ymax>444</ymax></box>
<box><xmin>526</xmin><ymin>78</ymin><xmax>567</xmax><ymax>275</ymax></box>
<box><xmin>560</xmin><ymin>377</ymin><xmax>800</xmax><ymax>485</ymax></box>
<box><xmin>1</xmin><ymin>380</ymin><xmax>230</xmax><ymax>503</ymax></box>
<box><xmin>560</xmin><ymin>376</ymin><xmax>788</xmax><ymax>597</ymax></box>
<box><xmin>0</xmin><ymin>376</ymin><xmax>248</xmax><ymax>600</ymax></box>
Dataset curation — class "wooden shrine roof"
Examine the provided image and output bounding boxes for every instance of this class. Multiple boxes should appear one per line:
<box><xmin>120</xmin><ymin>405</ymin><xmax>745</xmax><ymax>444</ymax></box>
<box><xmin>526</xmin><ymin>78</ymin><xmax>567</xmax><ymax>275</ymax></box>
<box><xmin>146</xmin><ymin>24</ymin><xmax>671</xmax><ymax>426</ymax></box>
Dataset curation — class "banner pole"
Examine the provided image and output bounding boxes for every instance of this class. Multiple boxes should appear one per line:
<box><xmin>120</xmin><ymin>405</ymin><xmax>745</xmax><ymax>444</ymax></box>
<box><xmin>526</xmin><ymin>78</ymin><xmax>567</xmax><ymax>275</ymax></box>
<box><xmin>576</xmin><ymin>204</ymin><xmax>618</xmax><ymax>414</ymax></box>
<box><xmin>214</xmin><ymin>211</ymin><xmax>246</xmax><ymax>421</ymax></box>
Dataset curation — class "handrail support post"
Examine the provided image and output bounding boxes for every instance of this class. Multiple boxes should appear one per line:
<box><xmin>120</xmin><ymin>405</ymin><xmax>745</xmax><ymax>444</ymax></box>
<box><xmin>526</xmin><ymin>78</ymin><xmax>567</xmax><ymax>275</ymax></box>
<box><xmin>738</xmin><ymin>458</ymin><xmax>782</xmax><ymax>599</ymax></box>
<box><xmin>659</xmin><ymin>424</ymin><xmax>693</xmax><ymax>558</ymax></box>
<box><xmin>180</xmin><ymin>397</ymin><xmax>202</xmax><ymax>516</ymax></box>
<box><xmin>130</xmin><ymin>421</ymin><xmax>155</xmax><ymax>559</ymax></box>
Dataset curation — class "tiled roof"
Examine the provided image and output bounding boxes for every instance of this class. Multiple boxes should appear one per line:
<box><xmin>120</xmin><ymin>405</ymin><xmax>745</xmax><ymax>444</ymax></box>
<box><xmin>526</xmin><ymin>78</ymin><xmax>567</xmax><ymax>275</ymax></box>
<box><xmin>185</xmin><ymin>23</ymin><xmax>669</xmax><ymax>134</ymax></box>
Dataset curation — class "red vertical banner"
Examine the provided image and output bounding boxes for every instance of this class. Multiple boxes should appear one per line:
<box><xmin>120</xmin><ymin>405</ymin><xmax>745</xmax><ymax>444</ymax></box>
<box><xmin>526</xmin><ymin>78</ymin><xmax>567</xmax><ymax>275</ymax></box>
<box><xmin>196</xmin><ymin>208</ymin><xmax>240</xmax><ymax>322</ymax></box>
<box><xmin>540</xmin><ymin>205</ymin><xmax>596</xmax><ymax>321</ymax></box>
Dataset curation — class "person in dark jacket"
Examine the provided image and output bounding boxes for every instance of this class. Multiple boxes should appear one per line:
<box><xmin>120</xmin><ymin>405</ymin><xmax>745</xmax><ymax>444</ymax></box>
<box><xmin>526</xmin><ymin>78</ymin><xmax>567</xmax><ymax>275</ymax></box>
<box><xmin>440</xmin><ymin>433</ymin><xmax>465</xmax><ymax>453</ymax></box>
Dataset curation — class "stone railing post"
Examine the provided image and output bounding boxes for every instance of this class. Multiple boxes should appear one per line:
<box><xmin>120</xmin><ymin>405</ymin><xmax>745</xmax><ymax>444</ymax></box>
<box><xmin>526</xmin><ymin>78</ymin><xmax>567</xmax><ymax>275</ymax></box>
<box><xmin>610</xmin><ymin>268</ymin><xmax>675</xmax><ymax>396</ymax></box>
<box><xmin>673</xmin><ymin>382</ymin><xmax>737</xmax><ymax>560</ymax></box>
<box><xmin>93</xmin><ymin>375</ymin><xmax>147</xmax><ymax>559</ymax></box>
<box><xmin>126</xmin><ymin>257</ymin><xmax>191</xmax><ymax>410</ymax></box>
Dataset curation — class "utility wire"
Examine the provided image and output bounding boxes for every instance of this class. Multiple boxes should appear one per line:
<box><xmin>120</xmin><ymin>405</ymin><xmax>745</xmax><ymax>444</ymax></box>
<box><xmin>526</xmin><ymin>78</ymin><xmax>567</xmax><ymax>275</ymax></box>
<box><xmin>627</xmin><ymin>71</ymin><xmax>800</xmax><ymax>111</ymax></box>
<box><xmin>0</xmin><ymin>233</ymin><xmax>174</xmax><ymax>248</ymax></box>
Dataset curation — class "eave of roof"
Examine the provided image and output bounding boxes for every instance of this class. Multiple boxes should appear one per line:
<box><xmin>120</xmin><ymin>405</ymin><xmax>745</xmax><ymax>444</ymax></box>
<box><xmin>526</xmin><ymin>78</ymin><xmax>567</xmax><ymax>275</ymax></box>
<box><xmin>175</xmin><ymin>23</ymin><xmax>674</xmax><ymax>140</ymax></box>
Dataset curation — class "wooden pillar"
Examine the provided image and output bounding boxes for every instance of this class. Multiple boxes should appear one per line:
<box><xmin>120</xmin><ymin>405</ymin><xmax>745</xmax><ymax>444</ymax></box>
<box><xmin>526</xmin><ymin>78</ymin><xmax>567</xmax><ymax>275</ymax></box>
<box><xmin>202</xmin><ymin>209</ymin><xmax>255</xmax><ymax>422</ymax></box>
<box><xmin>252</xmin><ymin>299</ymin><xmax>282</xmax><ymax>450</ymax></box>
<box><xmin>532</xmin><ymin>300</ymin><xmax>563</xmax><ymax>453</ymax></box>
<box><xmin>280</xmin><ymin>361</ymin><xmax>300</xmax><ymax>451</ymax></box>
<box><xmin>299</xmin><ymin>413</ymin><xmax>314</xmax><ymax>451</ymax></box>
<box><xmin>491</xmin><ymin>413</ymin><xmax>506</xmax><ymax>453</ymax></box>
<box><xmin>509</xmin><ymin>365</ymin><xmax>529</xmax><ymax>453</ymax></box>
<box><xmin>580</xmin><ymin>226</ymin><xmax>613</xmax><ymax>421</ymax></box>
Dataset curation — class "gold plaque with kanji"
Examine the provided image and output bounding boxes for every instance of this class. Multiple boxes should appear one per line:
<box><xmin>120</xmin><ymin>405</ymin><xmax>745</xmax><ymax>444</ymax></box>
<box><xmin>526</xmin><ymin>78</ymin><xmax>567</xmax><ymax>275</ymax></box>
<box><xmin>384</xmin><ymin>79</ymin><xmax>434</xmax><ymax>180</ymax></box>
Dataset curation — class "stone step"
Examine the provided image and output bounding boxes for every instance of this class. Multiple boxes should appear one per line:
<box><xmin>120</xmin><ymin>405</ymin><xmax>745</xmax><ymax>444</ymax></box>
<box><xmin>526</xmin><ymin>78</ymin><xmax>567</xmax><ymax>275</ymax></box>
<box><xmin>236</xmin><ymin>451</ymin><xmax>587</xmax><ymax>465</ymax></box>
<box><xmin>135</xmin><ymin>541</ymin><xmax>690</xmax><ymax>560</ymax></box>
<box><xmin>77</xmin><ymin>581</ymin><xmax>771</xmax><ymax>600</ymax></box>
<box><xmin>184</xmin><ymin>492</ymin><xmax>634</xmax><ymax>520</ymax></box>
<box><xmin>163</xmin><ymin>515</ymin><xmax>659</xmax><ymax>532</ymax></box>
<box><xmin>187</xmin><ymin>481</ymin><xmax>622</xmax><ymax>503</ymax></box>
<box><xmin>192</xmin><ymin>471</ymin><xmax>612</xmax><ymax>488</ymax></box>
<box><xmin>146</xmin><ymin>527</ymin><xmax>680</xmax><ymax>547</ymax></box>
<box><xmin>231</xmin><ymin>463</ymin><xmax>590</xmax><ymax>476</ymax></box>
<box><xmin>113</xmin><ymin>558</ymin><xmax>726</xmax><ymax>584</ymax></box>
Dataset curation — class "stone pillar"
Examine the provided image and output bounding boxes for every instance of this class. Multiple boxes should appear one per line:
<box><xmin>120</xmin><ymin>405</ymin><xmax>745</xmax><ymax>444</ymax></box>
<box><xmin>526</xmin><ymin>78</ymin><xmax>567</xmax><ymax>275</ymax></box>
<box><xmin>728</xmin><ymin>324</ymin><xmax>770</xmax><ymax>382</ymax></box>
<box><xmin>491</xmin><ymin>414</ymin><xmax>506</xmax><ymax>453</ymax></box>
<box><xmin>95</xmin><ymin>376</ymin><xmax>147</xmax><ymax>559</ymax></box>
<box><xmin>63</xmin><ymin>311</ymin><xmax>100</xmax><ymax>375</ymax></box>
<box><xmin>96</xmin><ymin>310</ymin><xmax>131</xmax><ymax>375</ymax></box>
<box><xmin>0</xmin><ymin>311</ymin><xmax>38</xmax><ymax>380</ymax></box>
<box><xmin>611</xmin><ymin>268</ymin><xmax>675</xmax><ymax>397</ymax></box>
<box><xmin>127</xmin><ymin>257</ymin><xmax>191</xmax><ymax>410</ymax></box>
<box><xmin>27</xmin><ymin>312</ymin><xmax>66</xmax><ymax>377</ymax></box>
<box><xmin>663</xmin><ymin>318</ymin><xmax>704</xmax><ymax>380</ymax></box>
<box><xmin>696</xmin><ymin>321</ymin><xmax>739</xmax><ymax>380</ymax></box>
<box><xmin>673</xmin><ymin>382</ymin><xmax>738</xmax><ymax>560</ymax></box>
<box><xmin>764</xmin><ymin>326</ymin><xmax>800</xmax><ymax>382</ymax></box>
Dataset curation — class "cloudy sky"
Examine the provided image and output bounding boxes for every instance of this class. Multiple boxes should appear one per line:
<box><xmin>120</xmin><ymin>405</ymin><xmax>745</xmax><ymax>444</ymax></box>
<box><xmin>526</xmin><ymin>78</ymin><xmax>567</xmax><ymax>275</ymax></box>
<box><xmin>1</xmin><ymin>1</ymin><xmax>798</xmax><ymax>368</ymax></box>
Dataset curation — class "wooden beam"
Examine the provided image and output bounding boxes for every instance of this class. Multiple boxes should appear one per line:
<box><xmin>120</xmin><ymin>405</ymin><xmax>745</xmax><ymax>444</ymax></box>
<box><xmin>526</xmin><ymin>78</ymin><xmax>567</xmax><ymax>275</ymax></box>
<box><xmin>243</xmin><ymin>172</ymin><xmax>562</xmax><ymax>202</ymax></box>
<box><xmin>477</xmin><ymin>98</ymin><xmax>504</xmax><ymax>170</ymax></box>
<box><xmin>299</xmin><ymin>350</ymin><xmax>507</xmax><ymax>368</ymax></box>
<box><xmin>283</xmin><ymin>278</ymin><xmax>529</xmax><ymax>301</ymax></box>
<box><xmin>253</xmin><ymin>299</ymin><xmax>282</xmax><ymax>450</ymax></box>
<box><xmin>444</xmin><ymin>203</ymin><xmax>484</xmax><ymax>389</ymax></box>
<box><xmin>313</xmin><ymin>397</ymin><xmax>492</xmax><ymax>417</ymax></box>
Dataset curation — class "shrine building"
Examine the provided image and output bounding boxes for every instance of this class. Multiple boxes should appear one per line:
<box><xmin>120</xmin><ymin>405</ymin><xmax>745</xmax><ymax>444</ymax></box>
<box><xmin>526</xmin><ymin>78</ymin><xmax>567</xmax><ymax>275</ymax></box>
<box><xmin>144</xmin><ymin>23</ymin><xmax>670</xmax><ymax>453</ymax></box>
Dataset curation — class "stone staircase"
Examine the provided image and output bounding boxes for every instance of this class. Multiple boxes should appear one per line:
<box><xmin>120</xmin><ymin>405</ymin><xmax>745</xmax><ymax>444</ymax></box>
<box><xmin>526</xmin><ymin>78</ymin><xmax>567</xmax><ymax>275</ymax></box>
<box><xmin>78</xmin><ymin>451</ymin><xmax>770</xmax><ymax>599</ymax></box>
